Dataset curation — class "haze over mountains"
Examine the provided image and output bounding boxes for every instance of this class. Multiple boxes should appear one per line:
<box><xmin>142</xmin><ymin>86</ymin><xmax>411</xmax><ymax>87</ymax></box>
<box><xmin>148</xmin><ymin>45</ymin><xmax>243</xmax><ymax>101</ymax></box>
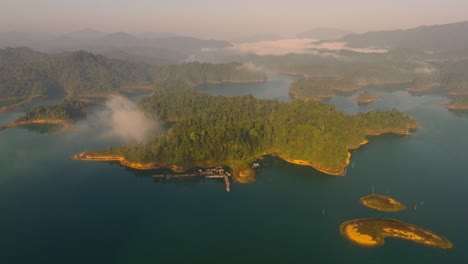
<box><xmin>337</xmin><ymin>21</ymin><xmax>468</xmax><ymax>52</ymax></box>
<box><xmin>297</xmin><ymin>28</ymin><xmax>354</xmax><ymax>40</ymax></box>
<box><xmin>2</xmin><ymin>20</ymin><xmax>468</xmax><ymax>66</ymax></box>
<box><xmin>0</xmin><ymin>29</ymin><xmax>231</xmax><ymax>65</ymax></box>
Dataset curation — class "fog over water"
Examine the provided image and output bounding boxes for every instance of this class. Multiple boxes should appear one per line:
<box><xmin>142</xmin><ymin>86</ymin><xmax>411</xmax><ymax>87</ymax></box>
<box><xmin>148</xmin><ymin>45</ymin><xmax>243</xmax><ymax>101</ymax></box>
<box><xmin>225</xmin><ymin>39</ymin><xmax>387</xmax><ymax>56</ymax></box>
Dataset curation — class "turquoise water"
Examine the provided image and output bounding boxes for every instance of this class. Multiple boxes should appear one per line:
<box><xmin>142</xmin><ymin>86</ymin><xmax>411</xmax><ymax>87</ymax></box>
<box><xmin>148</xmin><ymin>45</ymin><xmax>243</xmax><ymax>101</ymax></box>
<box><xmin>0</xmin><ymin>79</ymin><xmax>467</xmax><ymax>263</ymax></box>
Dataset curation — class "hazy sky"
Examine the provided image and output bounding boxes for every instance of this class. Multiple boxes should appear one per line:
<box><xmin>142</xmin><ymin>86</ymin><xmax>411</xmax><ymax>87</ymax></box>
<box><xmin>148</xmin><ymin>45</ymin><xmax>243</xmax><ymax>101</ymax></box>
<box><xmin>1</xmin><ymin>0</ymin><xmax>467</xmax><ymax>39</ymax></box>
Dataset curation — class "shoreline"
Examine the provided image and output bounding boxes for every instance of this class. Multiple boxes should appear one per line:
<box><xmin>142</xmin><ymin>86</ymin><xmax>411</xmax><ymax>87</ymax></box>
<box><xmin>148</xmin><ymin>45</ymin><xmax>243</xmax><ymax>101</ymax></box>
<box><xmin>281</xmin><ymin>152</ymin><xmax>351</xmax><ymax>176</ymax></box>
<box><xmin>200</xmin><ymin>79</ymin><xmax>267</xmax><ymax>85</ymax></box>
<box><xmin>360</xmin><ymin>194</ymin><xmax>406</xmax><ymax>212</ymax></box>
<box><xmin>353</xmin><ymin>98</ymin><xmax>379</xmax><ymax>104</ymax></box>
<box><xmin>72</xmin><ymin>128</ymin><xmax>416</xmax><ymax>180</ymax></box>
<box><xmin>288</xmin><ymin>89</ymin><xmax>334</xmax><ymax>102</ymax></box>
<box><xmin>277</xmin><ymin>126</ymin><xmax>416</xmax><ymax>176</ymax></box>
<box><xmin>442</xmin><ymin>104</ymin><xmax>468</xmax><ymax>110</ymax></box>
<box><xmin>0</xmin><ymin>119</ymin><xmax>74</xmax><ymax>132</ymax></box>
<box><xmin>73</xmin><ymin>151</ymin><xmax>256</xmax><ymax>183</ymax></box>
<box><xmin>340</xmin><ymin>218</ymin><xmax>453</xmax><ymax>249</ymax></box>
<box><xmin>406</xmin><ymin>86</ymin><xmax>435</xmax><ymax>95</ymax></box>
<box><xmin>72</xmin><ymin>152</ymin><xmax>161</xmax><ymax>170</ymax></box>
<box><xmin>288</xmin><ymin>79</ymin><xmax>412</xmax><ymax>101</ymax></box>
<box><xmin>0</xmin><ymin>96</ymin><xmax>43</xmax><ymax>113</ymax></box>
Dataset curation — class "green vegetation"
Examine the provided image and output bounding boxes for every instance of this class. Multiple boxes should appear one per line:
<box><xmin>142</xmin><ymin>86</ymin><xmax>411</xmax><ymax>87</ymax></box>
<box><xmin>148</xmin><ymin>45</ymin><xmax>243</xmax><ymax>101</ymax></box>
<box><xmin>289</xmin><ymin>78</ymin><xmax>342</xmax><ymax>101</ymax></box>
<box><xmin>439</xmin><ymin>59</ymin><xmax>468</xmax><ymax>94</ymax></box>
<box><xmin>231</xmin><ymin>49</ymin><xmax>421</xmax><ymax>83</ymax></box>
<box><xmin>15</xmin><ymin>100</ymin><xmax>87</xmax><ymax>122</ymax></box>
<box><xmin>0</xmin><ymin>48</ymin><xmax>148</xmax><ymax>100</ymax></box>
<box><xmin>360</xmin><ymin>194</ymin><xmax>406</xmax><ymax>212</ymax></box>
<box><xmin>54</xmin><ymin>51</ymin><xmax>151</xmax><ymax>96</ymax></box>
<box><xmin>443</xmin><ymin>95</ymin><xmax>468</xmax><ymax>110</ymax></box>
<box><xmin>231</xmin><ymin>49</ymin><xmax>465</xmax><ymax>98</ymax></box>
<box><xmin>80</xmin><ymin>80</ymin><xmax>418</xmax><ymax>180</ymax></box>
<box><xmin>0</xmin><ymin>100</ymin><xmax>88</xmax><ymax>132</ymax></box>
<box><xmin>0</xmin><ymin>48</ymin><xmax>56</xmax><ymax>101</ymax></box>
<box><xmin>0</xmin><ymin>47</ymin><xmax>266</xmax><ymax>102</ymax></box>
<box><xmin>153</xmin><ymin>62</ymin><xmax>266</xmax><ymax>84</ymax></box>
<box><xmin>340</xmin><ymin>219</ymin><xmax>453</xmax><ymax>249</ymax></box>
<box><xmin>264</xmin><ymin>51</ymin><xmax>435</xmax><ymax>100</ymax></box>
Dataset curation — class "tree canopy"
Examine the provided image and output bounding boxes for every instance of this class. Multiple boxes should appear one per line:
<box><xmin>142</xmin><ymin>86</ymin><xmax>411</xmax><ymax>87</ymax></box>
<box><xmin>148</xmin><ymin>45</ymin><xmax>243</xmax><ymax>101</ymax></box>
<box><xmin>100</xmin><ymin>80</ymin><xmax>418</xmax><ymax>173</ymax></box>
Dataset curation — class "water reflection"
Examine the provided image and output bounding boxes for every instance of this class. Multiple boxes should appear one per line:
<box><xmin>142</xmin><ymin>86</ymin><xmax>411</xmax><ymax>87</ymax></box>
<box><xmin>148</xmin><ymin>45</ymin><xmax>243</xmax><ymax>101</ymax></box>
<box><xmin>21</xmin><ymin>124</ymin><xmax>64</xmax><ymax>134</ymax></box>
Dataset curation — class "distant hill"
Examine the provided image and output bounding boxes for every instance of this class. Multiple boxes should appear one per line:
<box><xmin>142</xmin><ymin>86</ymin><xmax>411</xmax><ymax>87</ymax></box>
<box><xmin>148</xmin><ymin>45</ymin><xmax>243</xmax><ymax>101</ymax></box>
<box><xmin>234</xmin><ymin>34</ymin><xmax>284</xmax><ymax>43</ymax></box>
<box><xmin>0</xmin><ymin>30</ymin><xmax>232</xmax><ymax>65</ymax></box>
<box><xmin>64</xmin><ymin>28</ymin><xmax>105</xmax><ymax>40</ymax></box>
<box><xmin>0</xmin><ymin>48</ymin><xmax>150</xmax><ymax>100</ymax></box>
<box><xmin>297</xmin><ymin>28</ymin><xmax>353</xmax><ymax>40</ymax></box>
<box><xmin>0</xmin><ymin>47</ymin><xmax>265</xmax><ymax>100</ymax></box>
<box><xmin>340</xmin><ymin>21</ymin><xmax>468</xmax><ymax>52</ymax></box>
<box><xmin>137</xmin><ymin>32</ymin><xmax>177</xmax><ymax>39</ymax></box>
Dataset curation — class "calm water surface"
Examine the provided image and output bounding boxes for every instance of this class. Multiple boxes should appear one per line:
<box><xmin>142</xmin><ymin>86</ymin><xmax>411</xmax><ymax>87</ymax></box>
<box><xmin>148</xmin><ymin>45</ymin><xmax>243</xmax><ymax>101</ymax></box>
<box><xmin>1</xmin><ymin>79</ymin><xmax>467</xmax><ymax>263</ymax></box>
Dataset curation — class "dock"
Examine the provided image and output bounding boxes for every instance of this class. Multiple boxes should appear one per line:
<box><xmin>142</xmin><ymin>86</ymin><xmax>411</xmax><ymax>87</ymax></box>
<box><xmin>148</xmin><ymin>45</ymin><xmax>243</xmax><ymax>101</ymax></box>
<box><xmin>224</xmin><ymin>175</ymin><xmax>230</xmax><ymax>192</ymax></box>
<box><xmin>152</xmin><ymin>166</ymin><xmax>232</xmax><ymax>192</ymax></box>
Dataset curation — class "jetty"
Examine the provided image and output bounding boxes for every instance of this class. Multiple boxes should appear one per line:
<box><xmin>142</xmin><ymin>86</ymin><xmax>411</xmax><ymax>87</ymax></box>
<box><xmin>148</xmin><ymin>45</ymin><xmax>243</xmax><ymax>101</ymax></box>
<box><xmin>152</xmin><ymin>166</ymin><xmax>232</xmax><ymax>192</ymax></box>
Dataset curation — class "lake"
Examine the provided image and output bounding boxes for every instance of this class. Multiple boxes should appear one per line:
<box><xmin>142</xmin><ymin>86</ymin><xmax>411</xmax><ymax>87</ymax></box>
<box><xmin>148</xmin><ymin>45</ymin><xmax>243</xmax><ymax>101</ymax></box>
<box><xmin>1</xmin><ymin>76</ymin><xmax>467</xmax><ymax>263</ymax></box>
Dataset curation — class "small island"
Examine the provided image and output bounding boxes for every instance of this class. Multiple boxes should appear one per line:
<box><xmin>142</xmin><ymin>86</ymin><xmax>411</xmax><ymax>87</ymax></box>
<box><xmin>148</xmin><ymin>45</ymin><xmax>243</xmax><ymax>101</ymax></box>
<box><xmin>0</xmin><ymin>100</ymin><xmax>86</xmax><ymax>132</ymax></box>
<box><xmin>353</xmin><ymin>91</ymin><xmax>379</xmax><ymax>105</ymax></box>
<box><xmin>73</xmin><ymin>80</ymin><xmax>419</xmax><ymax>182</ymax></box>
<box><xmin>340</xmin><ymin>219</ymin><xmax>453</xmax><ymax>249</ymax></box>
<box><xmin>289</xmin><ymin>78</ymin><xmax>337</xmax><ymax>101</ymax></box>
<box><xmin>360</xmin><ymin>194</ymin><xmax>406</xmax><ymax>212</ymax></box>
<box><xmin>288</xmin><ymin>73</ymin><xmax>414</xmax><ymax>101</ymax></box>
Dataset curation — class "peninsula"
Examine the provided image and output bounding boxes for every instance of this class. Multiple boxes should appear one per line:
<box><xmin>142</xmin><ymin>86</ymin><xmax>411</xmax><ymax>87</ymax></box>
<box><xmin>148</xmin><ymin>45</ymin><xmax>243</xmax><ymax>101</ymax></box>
<box><xmin>0</xmin><ymin>96</ymin><xmax>42</xmax><ymax>113</ymax></box>
<box><xmin>340</xmin><ymin>219</ymin><xmax>453</xmax><ymax>249</ymax></box>
<box><xmin>442</xmin><ymin>95</ymin><xmax>468</xmax><ymax>111</ymax></box>
<box><xmin>360</xmin><ymin>194</ymin><xmax>406</xmax><ymax>212</ymax></box>
<box><xmin>74</xmin><ymin>80</ymin><xmax>418</xmax><ymax>182</ymax></box>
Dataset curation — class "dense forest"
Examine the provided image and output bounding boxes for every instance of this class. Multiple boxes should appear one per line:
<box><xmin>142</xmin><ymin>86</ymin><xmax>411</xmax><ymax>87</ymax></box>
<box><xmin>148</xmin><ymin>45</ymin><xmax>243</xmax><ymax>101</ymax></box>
<box><xmin>0</xmin><ymin>47</ymin><xmax>266</xmax><ymax>101</ymax></box>
<box><xmin>438</xmin><ymin>59</ymin><xmax>468</xmax><ymax>94</ymax></box>
<box><xmin>93</xmin><ymin>80</ymin><xmax>418</xmax><ymax>178</ymax></box>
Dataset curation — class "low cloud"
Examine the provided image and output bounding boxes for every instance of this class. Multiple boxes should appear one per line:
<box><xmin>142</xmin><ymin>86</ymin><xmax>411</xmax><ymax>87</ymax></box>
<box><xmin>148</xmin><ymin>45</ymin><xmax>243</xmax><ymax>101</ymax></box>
<box><xmin>75</xmin><ymin>95</ymin><xmax>158</xmax><ymax>143</ymax></box>
<box><xmin>236</xmin><ymin>62</ymin><xmax>264</xmax><ymax>72</ymax></box>
<box><xmin>224</xmin><ymin>38</ymin><xmax>387</xmax><ymax>56</ymax></box>
<box><xmin>414</xmin><ymin>65</ymin><xmax>436</xmax><ymax>74</ymax></box>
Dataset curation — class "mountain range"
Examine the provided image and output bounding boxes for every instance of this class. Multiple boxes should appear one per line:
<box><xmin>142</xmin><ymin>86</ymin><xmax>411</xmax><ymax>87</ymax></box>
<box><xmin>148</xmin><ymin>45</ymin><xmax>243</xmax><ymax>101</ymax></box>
<box><xmin>0</xmin><ymin>29</ymin><xmax>232</xmax><ymax>65</ymax></box>
<box><xmin>338</xmin><ymin>21</ymin><xmax>468</xmax><ymax>52</ymax></box>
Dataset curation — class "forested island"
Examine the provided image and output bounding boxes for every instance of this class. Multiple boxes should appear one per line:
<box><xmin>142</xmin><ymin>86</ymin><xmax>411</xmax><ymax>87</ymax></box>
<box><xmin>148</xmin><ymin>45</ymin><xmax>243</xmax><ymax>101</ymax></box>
<box><xmin>232</xmin><ymin>49</ymin><xmax>468</xmax><ymax>102</ymax></box>
<box><xmin>354</xmin><ymin>91</ymin><xmax>379</xmax><ymax>105</ymax></box>
<box><xmin>0</xmin><ymin>100</ymin><xmax>87</xmax><ymax>131</ymax></box>
<box><xmin>289</xmin><ymin>77</ymin><xmax>347</xmax><ymax>101</ymax></box>
<box><xmin>360</xmin><ymin>194</ymin><xmax>406</xmax><ymax>212</ymax></box>
<box><xmin>288</xmin><ymin>76</ymin><xmax>406</xmax><ymax>102</ymax></box>
<box><xmin>74</xmin><ymin>79</ymin><xmax>418</xmax><ymax>182</ymax></box>
<box><xmin>340</xmin><ymin>219</ymin><xmax>453</xmax><ymax>249</ymax></box>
